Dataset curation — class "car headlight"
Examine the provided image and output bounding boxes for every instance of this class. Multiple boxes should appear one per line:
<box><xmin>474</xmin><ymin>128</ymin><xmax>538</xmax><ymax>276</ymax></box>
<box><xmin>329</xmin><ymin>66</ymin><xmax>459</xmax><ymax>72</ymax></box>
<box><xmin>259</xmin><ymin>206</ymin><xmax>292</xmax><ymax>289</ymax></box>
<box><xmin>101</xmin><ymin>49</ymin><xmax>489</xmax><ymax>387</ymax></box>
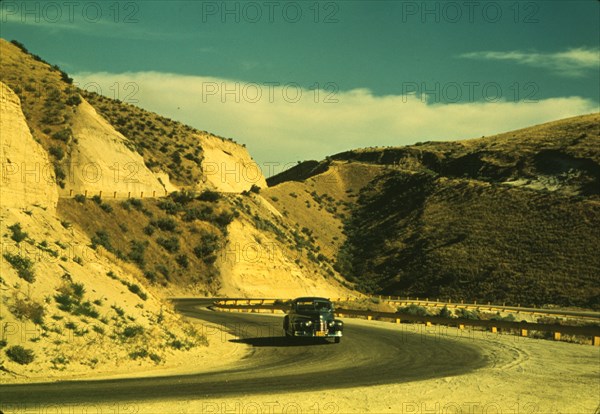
<box><xmin>328</xmin><ymin>321</ymin><xmax>335</xmax><ymax>327</ymax></box>
<box><xmin>335</xmin><ymin>321</ymin><xmax>343</xmax><ymax>326</ymax></box>
<box><xmin>304</xmin><ymin>320</ymin><xmax>312</xmax><ymax>327</ymax></box>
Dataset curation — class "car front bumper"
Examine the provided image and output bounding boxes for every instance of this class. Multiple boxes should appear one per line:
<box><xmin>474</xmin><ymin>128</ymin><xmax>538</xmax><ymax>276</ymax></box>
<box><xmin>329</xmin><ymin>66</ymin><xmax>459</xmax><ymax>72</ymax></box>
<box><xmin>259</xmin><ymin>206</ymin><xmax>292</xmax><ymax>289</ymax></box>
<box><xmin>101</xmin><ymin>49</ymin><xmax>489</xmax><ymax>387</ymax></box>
<box><xmin>293</xmin><ymin>330</ymin><xmax>342</xmax><ymax>338</ymax></box>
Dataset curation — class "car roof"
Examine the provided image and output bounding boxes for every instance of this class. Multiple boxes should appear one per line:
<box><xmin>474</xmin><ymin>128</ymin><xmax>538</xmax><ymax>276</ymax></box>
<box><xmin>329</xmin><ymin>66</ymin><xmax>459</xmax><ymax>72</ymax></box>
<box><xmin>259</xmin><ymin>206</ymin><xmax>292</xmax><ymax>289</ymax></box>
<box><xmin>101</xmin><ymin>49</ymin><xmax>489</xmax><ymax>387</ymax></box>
<box><xmin>293</xmin><ymin>297</ymin><xmax>331</xmax><ymax>303</ymax></box>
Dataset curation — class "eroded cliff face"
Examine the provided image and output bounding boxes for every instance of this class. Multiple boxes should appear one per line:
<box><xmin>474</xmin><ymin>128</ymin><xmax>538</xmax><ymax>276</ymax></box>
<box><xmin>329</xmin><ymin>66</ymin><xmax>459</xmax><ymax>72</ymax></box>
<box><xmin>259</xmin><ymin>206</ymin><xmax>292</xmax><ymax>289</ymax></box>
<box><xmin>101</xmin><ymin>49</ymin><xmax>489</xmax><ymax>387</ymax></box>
<box><xmin>0</xmin><ymin>82</ymin><xmax>58</xmax><ymax>211</ymax></box>
<box><xmin>65</xmin><ymin>98</ymin><xmax>177</xmax><ymax>198</ymax></box>
<box><xmin>198</xmin><ymin>133</ymin><xmax>267</xmax><ymax>193</ymax></box>
<box><xmin>218</xmin><ymin>217</ymin><xmax>346</xmax><ymax>299</ymax></box>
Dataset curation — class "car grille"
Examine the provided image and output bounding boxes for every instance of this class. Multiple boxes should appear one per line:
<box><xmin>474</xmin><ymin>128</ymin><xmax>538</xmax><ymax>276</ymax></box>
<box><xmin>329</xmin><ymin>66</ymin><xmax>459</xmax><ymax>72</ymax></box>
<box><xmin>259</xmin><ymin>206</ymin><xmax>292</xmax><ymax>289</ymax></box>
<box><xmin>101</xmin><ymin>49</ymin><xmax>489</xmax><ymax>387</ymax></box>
<box><xmin>316</xmin><ymin>319</ymin><xmax>327</xmax><ymax>333</ymax></box>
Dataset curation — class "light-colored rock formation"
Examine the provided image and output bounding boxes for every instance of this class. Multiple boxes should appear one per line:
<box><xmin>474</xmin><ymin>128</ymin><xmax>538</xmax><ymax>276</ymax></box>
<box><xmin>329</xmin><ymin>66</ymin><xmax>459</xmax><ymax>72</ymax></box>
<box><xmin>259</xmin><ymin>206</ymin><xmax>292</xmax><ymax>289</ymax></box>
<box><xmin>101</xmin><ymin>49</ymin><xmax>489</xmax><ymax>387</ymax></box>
<box><xmin>0</xmin><ymin>82</ymin><xmax>58</xmax><ymax>211</ymax></box>
<box><xmin>198</xmin><ymin>133</ymin><xmax>267</xmax><ymax>193</ymax></box>
<box><xmin>65</xmin><ymin>98</ymin><xmax>177</xmax><ymax>198</ymax></box>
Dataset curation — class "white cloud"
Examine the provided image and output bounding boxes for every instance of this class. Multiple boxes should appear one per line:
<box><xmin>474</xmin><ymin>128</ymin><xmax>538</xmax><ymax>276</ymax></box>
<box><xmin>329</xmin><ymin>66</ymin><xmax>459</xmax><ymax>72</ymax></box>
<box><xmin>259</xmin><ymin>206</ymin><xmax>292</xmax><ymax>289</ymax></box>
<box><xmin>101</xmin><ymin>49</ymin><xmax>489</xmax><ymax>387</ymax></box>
<box><xmin>460</xmin><ymin>48</ymin><xmax>599</xmax><ymax>77</ymax></box>
<box><xmin>73</xmin><ymin>71</ymin><xmax>598</xmax><ymax>175</ymax></box>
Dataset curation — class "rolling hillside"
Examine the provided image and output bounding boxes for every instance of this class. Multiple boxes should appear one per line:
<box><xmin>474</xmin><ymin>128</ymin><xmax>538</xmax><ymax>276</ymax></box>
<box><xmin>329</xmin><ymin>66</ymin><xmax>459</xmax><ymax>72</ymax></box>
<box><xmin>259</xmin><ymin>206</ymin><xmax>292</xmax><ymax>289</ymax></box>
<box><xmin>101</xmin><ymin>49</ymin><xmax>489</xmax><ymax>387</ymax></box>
<box><xmin>267</xmin><ymin>113</ymin><xmax>600</xmax><ymax>309</ymax></box>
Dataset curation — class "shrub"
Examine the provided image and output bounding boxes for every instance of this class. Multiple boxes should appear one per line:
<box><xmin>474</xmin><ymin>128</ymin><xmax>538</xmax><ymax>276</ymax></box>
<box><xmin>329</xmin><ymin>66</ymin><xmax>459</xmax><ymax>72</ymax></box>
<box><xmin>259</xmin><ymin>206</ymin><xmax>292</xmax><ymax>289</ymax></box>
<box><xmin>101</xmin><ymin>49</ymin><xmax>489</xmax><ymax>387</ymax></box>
<box><xmin>169</xmin><ymin>339</ymin><xmax>185</xmax><ymax>350</ymax></box>
<box><xmin>55</xmin><ymin>285</ymin><xmax>76</xmax><ymax>307</ymax></box>
<box><xmin>10</xmin><ymin>298</ymin><xmax>45</xmax><ymax>325</ymax></box>
<box><xmin>129</xmin><ymin>198</ymin><xmax>144</xmax><ymax>210</ymax></box>
<box><xmin>439</xmin><ymin>306</ymin><xmax>453</xmax><ymax>318</ymax></box>
<box><xmin>5</xmin><ymin>345</ymin><xmax>35</xmax><ymax>365</ymax></box>
<box><xmin>397</xmin><ymin>304</ymin><xmax>430</xmax><ymax>317</ymax></box>
<box><xmin>71</xmin><ymin>282</ymin><xmax>85</xmax><ymax>299</ymax></box>
<box><xmin>53</xmin><ymin>163</ymin><xmax>66</xmax><ymax>187</ymax></box>
<box><xmin>183</xmin><ymin>206</ymin><xmax>213</xmax><ymax>222</ymax></box>
<box><xmin>121</xmin><ymin>325</ymin><xmax>144</xmax><ymax>339</ymax></box>
<box><xmin>491</xmin><ymin>313</ymin><xmax>516</xmax><ymax>322</ymax></box>
<box><xmin>176</xmin><ymin>254</ymin><xmax>189</xmax><ymax>269</ymax></box>
<box><xmin>215</xmin><ymin>211</ymin><xmax>234</xmax><ymax>228</ymax></box>
<box><xmin>91</xmin><ymin>230</ymin><xmax>113</xmax><ymax>252</ymax></box>
<box><xmin>129</xmin><ymin>348</ymin><xmax>149</xmax><ymax>360</ymax></box>
<box><xmin>157</xmin><ymin>199</ymin><xmax>180</xmax><ymax>215</ymax></box>
<box><xmin>3</xmin><ymin>253</ymin><xmax>35</xmax><ymax>282</ymax></box>
<box><xmin>55</xmin><ymin>281</ymin><xmax>99</xmax><ymax>318</ymax></box>
<box><xmin>193</xmin><ymin>232</ymin><xmax>220</xmax><ymax>260</ymax></box>
<box><xmin>156</xmin><ymin>237</ymin><xmax>179</xmax><ymax>253</ymax></box>
<box><xmin>65</xmin><ymin>94</ymin><xmax>81</xmax><ymax>106</ymax></box>
<box><xmin>99</xmin><ymin>200</ymin><xmax>115</xmax><ymax>215</ymax></box>
<box><xmin>111</xmin><ymin>305</ymin><xmax>125</xmax><ymax>317</ymax></box>
<box><xmin>74</xmin><ymin>194</ymin><xmax>86</xmax><ymax>203</ymax></box>
<box><xmin>171</xmin><ymin>190</ymin><xmax>195</xmax><ymax>205</ymax></box>
<box><xmin>198</xmin><ymin>190</ymin><xmax>220</xmax><ymax>202</ymax></box>
<box><xmin>455</xmin><ymin>308</ymin><xmax>480</xmax><ymax>320</ymax></box>
<box><xmin>154</xmin><ymin>217</ymin><xmax>177</xmax><ymax>232</ymax></box>
<box><xmin>10</xmin><ymin>40</ymin><xmax>28</xmax><ymax>53</ymax></box>
<box><xmin>250</xmin><ymin>184</ymin><xmax>261</xmax><ymax>194</ymax></box>
<box><xmin>128</xmin><ymin>240</ymin><xmax>147</xmax><ymax>267</ymax></box>
<box><xmin>8</xmin><ymin>223</ymin><xmax>28</xmax><ymax>243</ymax></box>
<box><xmin>49</xmin><ymin>146</ymin><xmax>65</xmax><ymax>160</ymax></box>
<box><xmin>126</xmin><ymin>283</ymin><xmax>148</xmax><ymax>301</ymax></box>
<box><xmin>73</xmin><ymin>301</ymin><xmax>100</xmax><ymax>318</ymax></box>
<box><xmin>143</xmin><ymin>225</ymin><xmax>155</xmax><ymax>236</ymax></box>
<box><xmin>51</xmin><ymin>128</ymin><xmax>72</xmax><ymax>142</ymax></box>
<box><xmin>144</xmin><ymin>271</ymin><xmax>157</xmax><ymax>283</ymax></box>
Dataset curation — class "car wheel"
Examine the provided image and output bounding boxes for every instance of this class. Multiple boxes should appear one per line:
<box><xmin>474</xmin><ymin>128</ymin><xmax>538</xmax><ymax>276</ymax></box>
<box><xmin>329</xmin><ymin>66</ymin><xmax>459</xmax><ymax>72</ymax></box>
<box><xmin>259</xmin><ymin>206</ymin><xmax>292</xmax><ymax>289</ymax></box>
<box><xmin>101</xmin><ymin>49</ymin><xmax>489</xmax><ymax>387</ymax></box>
<box><xmin>334</xmin><ymin>337</ymin><xmax>341</xmax><ymax>344</ymax></box>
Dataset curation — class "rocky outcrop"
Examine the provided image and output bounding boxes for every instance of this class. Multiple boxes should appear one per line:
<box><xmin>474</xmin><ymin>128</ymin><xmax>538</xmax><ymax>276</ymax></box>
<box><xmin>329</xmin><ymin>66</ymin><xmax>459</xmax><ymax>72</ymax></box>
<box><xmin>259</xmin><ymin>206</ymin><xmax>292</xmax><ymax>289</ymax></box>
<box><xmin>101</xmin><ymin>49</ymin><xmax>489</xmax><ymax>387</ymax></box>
<box><xmin>0</xmin><ymin>82</ymin><xmax>58</xmax><ymax>210</ymax></box>
<box><xmin>198</xmin><ymin>133</ymin><xmax>267</xmax><ymax>193</ymax></box>
<box><xmin>65</xmin><ymin>98</ymin><xmax>177</xmax><ymax>198</ymax></box>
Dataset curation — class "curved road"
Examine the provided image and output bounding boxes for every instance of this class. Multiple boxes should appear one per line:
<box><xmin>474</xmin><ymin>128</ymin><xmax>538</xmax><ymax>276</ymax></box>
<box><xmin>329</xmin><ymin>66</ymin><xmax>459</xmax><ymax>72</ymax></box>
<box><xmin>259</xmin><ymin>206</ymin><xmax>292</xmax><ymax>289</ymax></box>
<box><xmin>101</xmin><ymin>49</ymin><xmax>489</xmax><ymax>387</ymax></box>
<box><xmin>0</xmin><ymin>298</ymin><xmax>489</xmax><ymax>405</ymax></box>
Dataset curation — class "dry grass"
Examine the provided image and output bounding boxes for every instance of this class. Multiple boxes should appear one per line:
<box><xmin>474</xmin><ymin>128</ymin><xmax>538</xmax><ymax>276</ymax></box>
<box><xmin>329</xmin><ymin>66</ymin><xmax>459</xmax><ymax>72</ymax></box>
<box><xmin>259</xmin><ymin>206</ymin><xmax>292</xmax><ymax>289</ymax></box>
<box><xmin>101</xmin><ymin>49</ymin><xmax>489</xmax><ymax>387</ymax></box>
<box><xmin>269</xmin><ymin>113</ymin><xmax>600</xmax><ymax>309</ymax></box>
<box><xmin>57</xmin><ymin>193</ymin><xmax>230</xmax><ymax>293</ymax></box>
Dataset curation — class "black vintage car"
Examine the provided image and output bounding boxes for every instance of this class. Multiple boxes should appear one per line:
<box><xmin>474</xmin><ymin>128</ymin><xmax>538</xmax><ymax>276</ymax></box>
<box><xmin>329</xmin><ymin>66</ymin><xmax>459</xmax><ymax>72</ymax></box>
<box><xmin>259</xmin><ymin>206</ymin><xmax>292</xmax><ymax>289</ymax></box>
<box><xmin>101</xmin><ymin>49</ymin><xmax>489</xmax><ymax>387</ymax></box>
<box><xmin>283</xmin><ymin>297</ymin><xmax>343</xmax><ymax>343</ymax></box>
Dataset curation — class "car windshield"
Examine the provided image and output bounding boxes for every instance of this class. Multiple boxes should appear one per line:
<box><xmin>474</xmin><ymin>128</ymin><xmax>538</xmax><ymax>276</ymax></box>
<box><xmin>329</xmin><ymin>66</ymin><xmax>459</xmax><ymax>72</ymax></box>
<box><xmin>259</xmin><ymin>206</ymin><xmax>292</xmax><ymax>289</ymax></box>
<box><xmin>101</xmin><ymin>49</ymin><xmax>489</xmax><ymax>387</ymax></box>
<box><xmin>296</xmin><ymin>300</ymin><xmax>333</xmax><ymax>312</ymax></box>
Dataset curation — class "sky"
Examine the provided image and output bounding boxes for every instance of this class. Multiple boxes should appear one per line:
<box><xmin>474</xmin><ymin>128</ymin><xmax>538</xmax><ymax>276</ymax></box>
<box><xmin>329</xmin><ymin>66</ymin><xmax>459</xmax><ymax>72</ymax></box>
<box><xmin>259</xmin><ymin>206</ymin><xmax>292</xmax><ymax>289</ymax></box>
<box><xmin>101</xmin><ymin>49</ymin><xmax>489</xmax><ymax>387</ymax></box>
<box><xmin>1</xmin><ymin>0</ymin><xmax>599</xmax><ymax>175</ymax></box>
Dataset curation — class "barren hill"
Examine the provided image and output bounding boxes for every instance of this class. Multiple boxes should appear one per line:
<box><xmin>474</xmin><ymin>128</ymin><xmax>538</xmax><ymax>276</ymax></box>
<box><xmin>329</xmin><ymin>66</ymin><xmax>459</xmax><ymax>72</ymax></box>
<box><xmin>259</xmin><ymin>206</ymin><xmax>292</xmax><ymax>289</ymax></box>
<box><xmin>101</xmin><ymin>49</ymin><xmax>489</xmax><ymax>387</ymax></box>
<box><xmin>267</xmin><ymin>113</ymin><xmax>600</xmax><ymax>309</ymax></box>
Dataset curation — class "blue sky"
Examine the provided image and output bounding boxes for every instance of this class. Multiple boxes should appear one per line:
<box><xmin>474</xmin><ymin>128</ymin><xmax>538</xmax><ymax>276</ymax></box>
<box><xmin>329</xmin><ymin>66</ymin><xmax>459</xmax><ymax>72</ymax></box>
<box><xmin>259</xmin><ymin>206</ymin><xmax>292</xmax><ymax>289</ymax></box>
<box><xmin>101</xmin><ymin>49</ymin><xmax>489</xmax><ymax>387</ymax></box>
<box><xmin>1</xmin><ymin>1</ymin><xmax>598</xmax><ymax>173</ymax></box>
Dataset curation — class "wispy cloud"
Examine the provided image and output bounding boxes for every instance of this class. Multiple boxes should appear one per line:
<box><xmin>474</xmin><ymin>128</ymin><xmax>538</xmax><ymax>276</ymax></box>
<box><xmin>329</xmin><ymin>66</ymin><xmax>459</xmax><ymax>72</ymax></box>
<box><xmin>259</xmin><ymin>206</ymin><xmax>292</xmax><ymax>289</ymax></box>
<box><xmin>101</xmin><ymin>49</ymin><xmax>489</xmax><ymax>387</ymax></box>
<box><xmin>73</xmin><ymin>71</ymin><xmax>598</xmax><ymax>172</ymax></box>
<box><xmin>460</xmin><ymin>48</ymin><xmax>599</xmax><ymax>77</ymax></box>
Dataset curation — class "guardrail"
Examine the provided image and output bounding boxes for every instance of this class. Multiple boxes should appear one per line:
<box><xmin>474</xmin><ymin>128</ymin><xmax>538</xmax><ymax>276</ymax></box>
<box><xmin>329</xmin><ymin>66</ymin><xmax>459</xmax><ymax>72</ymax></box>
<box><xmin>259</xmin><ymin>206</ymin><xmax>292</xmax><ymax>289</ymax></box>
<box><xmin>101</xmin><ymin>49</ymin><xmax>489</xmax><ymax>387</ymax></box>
<box><xmin>368</xmin><ymin>296</ymin><xmax>600</xmax><ymax>321</ymax></box>
<box><xmin>61</xmin><ymin>189</ymin><xmax>169</xmax><ymax>199</ymax></box>
<box><xmin>211</xmin><ymin>299</ymin><xmax>600</xmax><ymax>346</ymax></box>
